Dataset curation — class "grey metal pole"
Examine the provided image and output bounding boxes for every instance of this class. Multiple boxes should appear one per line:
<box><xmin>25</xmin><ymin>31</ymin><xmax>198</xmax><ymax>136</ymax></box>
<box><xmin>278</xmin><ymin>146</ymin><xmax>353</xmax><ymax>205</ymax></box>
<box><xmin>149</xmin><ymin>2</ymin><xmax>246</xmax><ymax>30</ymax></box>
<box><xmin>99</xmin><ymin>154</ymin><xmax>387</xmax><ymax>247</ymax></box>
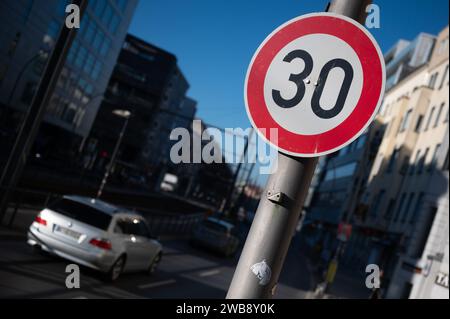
<box><xmin>328</xmin><ymin>0</ymin><xmax>372</xmax><ymax>21</ymax></box>
<box><xmin>226</xmin><ymin>0</ymin><xmax>371</xmax><ymax>299</ymax></box>
<box><xmin>96</xmin><ymin>115</ymin><xmax>130</xmax><ymax>199</ymax></box>
<box><xmin>227</xmin><ymin>154</ymin><xmax>317</xmax><ymax>298</ymax></box>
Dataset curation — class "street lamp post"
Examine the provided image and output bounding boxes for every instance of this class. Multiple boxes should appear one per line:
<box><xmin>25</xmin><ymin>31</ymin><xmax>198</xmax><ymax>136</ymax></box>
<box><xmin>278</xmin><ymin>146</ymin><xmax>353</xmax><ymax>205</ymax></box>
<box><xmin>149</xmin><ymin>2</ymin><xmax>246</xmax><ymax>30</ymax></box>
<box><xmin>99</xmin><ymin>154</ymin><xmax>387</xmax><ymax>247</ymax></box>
<box><xmin>5</xmin><ymin>50</ymin><xmax>49</xmax><ymax>109</ymax></box>
<box><xmin>96</xmin><ymin>109</ymin><xmax>131</xmax><ymax>199</ymax></box>
<box><xmin>77</xmin><ymin>93</ymin><xmax>105</xmax><ymax>154</ymax></box>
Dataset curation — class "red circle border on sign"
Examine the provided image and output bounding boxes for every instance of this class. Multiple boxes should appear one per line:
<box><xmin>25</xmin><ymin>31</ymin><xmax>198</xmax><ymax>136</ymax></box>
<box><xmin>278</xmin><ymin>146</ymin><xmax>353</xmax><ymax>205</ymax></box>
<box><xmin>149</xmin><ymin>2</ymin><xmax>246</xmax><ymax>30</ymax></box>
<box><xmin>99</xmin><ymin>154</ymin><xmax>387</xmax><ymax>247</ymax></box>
<box><xmin>245</xmin><ymin>13</ymin><xmax>385</xmax><ymax>157</ymax></box>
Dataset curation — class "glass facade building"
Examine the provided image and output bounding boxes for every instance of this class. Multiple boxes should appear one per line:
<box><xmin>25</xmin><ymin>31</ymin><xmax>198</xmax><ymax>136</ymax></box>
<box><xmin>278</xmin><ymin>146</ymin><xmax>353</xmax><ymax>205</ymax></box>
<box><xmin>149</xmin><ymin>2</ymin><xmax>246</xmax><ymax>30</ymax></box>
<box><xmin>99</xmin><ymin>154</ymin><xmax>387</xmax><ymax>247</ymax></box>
<box><xmin>0</xmin><ymin>0</ymin><xmax>137</xmax><ymax>159</ymax></box>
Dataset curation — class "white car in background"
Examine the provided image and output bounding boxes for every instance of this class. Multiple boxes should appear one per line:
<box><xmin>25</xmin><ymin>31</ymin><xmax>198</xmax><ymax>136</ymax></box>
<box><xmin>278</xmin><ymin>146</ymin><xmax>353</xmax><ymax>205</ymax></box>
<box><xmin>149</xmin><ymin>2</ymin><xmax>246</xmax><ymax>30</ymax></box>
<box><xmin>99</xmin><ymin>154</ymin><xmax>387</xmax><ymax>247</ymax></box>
<box><xmin>28</xmin><ymin>195</ymin><xmax>162</xmax><ymax>281</ymax></box>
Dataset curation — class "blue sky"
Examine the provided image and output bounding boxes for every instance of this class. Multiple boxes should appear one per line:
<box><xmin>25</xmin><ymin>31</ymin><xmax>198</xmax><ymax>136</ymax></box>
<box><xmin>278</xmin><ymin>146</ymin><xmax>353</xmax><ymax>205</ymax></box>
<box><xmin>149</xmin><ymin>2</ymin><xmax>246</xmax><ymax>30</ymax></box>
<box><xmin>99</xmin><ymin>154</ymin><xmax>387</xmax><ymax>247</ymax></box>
<box><xmin>129</xmin><ymin>0</ymin><xmax>449</xmax><ymax>184</ymax></box>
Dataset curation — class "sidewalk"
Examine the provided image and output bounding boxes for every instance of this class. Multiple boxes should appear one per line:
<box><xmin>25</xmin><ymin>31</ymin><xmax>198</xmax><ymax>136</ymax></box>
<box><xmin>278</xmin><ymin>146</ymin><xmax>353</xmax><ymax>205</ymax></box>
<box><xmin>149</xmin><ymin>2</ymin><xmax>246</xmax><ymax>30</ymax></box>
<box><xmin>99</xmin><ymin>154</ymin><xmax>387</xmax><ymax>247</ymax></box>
<box><xmin>301</xmin><ymin>241</ymin><xmax>371</xmax><ymax>299</ymax></box>
<box><xmin>309</xmin><ymin>269</ymin><xmax>371</xmax><ymax>299</ymax></box>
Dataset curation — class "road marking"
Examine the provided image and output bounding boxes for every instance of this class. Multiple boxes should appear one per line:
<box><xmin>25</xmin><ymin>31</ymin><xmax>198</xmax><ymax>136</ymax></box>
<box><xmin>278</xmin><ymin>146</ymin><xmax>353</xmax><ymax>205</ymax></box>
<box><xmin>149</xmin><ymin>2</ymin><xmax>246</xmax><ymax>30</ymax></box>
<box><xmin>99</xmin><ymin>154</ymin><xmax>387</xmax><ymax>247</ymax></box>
<box><xmin>199</xmin><ymin>269</ymin><xmax>221</xmax><ymax>277</ymax></box>
<box><xmin>138</xmin><ymin>279</ymin><xmax>176</xmax><ymax>289</ymax></box>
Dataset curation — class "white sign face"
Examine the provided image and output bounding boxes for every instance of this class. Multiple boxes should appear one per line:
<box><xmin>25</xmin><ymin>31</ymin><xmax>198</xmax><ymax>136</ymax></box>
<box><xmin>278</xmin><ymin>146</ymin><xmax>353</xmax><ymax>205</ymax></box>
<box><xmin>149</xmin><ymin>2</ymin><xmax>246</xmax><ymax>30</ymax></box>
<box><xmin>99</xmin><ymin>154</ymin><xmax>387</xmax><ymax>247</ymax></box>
<box><xmin>264</xmin><ymin>34</ymin><xmax>364</xmax><ymax>135</ymax></box>
<box><xmin>245</xmin><ymin>13</ymin><xmax>386</xmax><ymax>157</ymax></box>
<box><xmin>435</xmin><ymin>272</ymin><xmax>449</xmax><ymax>289</ymax></box>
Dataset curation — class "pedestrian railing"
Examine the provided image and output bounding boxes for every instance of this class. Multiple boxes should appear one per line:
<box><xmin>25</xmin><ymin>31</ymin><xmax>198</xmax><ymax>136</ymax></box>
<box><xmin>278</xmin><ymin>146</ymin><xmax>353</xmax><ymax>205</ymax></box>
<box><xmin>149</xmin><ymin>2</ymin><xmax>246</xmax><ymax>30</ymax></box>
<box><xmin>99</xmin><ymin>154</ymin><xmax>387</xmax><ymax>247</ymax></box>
<box><xmin>0</xmin><ymin>187</ymin><xmax>204</xmax><ymax>238</ymax></box>
<box><xmin>143</xmin><ymin>212</ymin><xmax>204</xmax><ymax>237</ymax></box>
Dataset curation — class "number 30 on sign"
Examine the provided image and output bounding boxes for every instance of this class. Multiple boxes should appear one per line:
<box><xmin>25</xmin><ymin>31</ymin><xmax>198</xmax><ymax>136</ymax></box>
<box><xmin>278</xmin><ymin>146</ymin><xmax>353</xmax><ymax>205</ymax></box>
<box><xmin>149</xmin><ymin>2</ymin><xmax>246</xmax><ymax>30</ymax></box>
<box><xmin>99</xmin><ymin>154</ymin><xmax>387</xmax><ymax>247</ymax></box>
<box><xmin>245</xmin><ymin>13</ymin><xmax>386</xmax><ymax>157</ymax></box>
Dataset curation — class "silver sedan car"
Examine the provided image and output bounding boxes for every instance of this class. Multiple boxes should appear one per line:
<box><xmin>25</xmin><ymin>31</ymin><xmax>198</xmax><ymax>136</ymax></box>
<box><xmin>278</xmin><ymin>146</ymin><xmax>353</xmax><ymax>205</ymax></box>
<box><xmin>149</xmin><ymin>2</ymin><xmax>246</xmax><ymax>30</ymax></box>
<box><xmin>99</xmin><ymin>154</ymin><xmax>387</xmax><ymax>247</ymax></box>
<box><xmin>27</xmin><ymin>195</ymin><xmax>162</xmax><ymax>281</ymax></box>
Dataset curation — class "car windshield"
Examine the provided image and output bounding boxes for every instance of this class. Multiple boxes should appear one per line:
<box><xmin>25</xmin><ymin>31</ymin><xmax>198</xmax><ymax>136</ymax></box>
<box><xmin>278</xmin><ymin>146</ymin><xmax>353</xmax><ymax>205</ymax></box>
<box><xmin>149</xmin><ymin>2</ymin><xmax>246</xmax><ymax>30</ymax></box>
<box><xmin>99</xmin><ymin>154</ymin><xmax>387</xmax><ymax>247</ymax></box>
<box><xmin>202</xmin><ymin>220</ymin><xmax>229</xmax><ymax>233</ymax></box>
<box><xmin>48</xmin><ymin>199</ymin><xmax>112</xmax><ymax>230</ymax></box>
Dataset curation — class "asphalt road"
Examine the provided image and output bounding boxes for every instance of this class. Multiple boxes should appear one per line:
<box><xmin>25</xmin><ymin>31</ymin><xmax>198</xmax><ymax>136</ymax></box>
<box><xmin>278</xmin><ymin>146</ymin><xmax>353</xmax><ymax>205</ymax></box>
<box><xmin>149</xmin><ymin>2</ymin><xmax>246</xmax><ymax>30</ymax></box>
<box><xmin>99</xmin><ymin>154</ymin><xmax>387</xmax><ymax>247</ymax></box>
<box><xmin>0</xmin><ymin>230</ymin><xmax>313</xmax><ymax>299</ymax></box>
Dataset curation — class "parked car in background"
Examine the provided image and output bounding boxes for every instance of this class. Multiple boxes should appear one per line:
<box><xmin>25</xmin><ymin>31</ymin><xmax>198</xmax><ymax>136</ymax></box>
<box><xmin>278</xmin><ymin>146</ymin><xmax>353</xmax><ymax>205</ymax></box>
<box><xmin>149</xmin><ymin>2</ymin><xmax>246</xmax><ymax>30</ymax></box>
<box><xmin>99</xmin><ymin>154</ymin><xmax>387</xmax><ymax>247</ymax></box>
<box><xmin>190</xmin><ymin>217</ymin><xmax>240</xmax><ymax>257</ymax></box>
<box><xmin>27</xmin><ymin>195</ymin><xmax>162</xmax><ymax>281</ymax></box>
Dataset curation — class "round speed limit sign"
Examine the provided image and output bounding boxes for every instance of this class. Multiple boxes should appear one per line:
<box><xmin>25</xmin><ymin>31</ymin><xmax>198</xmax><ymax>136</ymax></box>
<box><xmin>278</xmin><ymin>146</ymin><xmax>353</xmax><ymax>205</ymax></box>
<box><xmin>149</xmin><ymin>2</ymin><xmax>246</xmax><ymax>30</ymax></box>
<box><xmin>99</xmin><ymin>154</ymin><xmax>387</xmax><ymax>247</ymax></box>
<box><xmin>245</xmin><ymin>13</ymin><xmax>385</xmax><ymax>157</ymax></box>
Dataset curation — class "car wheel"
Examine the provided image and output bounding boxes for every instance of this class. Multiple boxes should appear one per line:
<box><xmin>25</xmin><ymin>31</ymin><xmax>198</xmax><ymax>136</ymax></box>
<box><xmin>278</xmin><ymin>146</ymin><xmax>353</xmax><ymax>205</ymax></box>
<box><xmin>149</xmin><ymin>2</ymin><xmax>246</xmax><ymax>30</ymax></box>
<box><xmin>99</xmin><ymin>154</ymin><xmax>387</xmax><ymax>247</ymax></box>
<box><xmin>147</xmin><ymin>253</ymin><xmax>162</xmax><ymax>275</ymax></box>
<box><xmin>107</xmin><ymin>255</ymin><xmax>125</xmax><ymax>282</ymax></box>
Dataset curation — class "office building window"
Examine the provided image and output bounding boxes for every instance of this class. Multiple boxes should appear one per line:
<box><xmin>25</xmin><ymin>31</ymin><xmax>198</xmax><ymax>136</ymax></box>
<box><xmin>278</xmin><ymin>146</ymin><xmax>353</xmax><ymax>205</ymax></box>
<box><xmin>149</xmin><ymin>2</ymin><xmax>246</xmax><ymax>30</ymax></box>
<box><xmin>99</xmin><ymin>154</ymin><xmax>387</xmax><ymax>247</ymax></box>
<box><xmin>384</xmin><ymin>199</ymin><xmax>396</xmax><ymax>221</ymax></box>
<box><xmin>438</xmin><ymin>38</ymin><xmax>449</xmax><ymax>55</ymax></box>
<box><xmin>84</xmin><ymin>17</ymin><xmax>96</xmax><ymax>43</ymax></box>
<box><xmin>100</xmin><ymin>37</ymin><xmax>111</xmax><ymax>56</ymax></box>
<box><xmin>93</xmin><ymin>29</ymin><xmax>104</xmax><ymax>50</ymax></box>
<box><xmin>67</xmin><ymin>39</ymin><xmax>80</xmax><ymax>64</ymax></box>
<box><xmin>62</xmin><ymin>103</ymin><xmax>77</xmax><ymax>123</ymax></box>
<box><xmin>393</xmin><ymin>193</ymin><xmax>406</xmax><ymax>222</ymax></box>
<box><xmin>424</xmin><ymin>107</ymin><xmax>435</xmax><ymax>131</ymax></box>
<box><xmin>409</xmin><ymin>192</ymin><xmax>424</xmax><ymax>224</ymax></box>
<box><xmin>414</xmin><ymin>115</ymin><xmax>423</xmax><ymax>132</ymax></box>
<box><xmin>387</xmin><ymin>148</ymin><xmax>400</xmax><ymax>173</ymax></box>
<box><xmin>400</xmin><ymin>193</ymin><xmax>415</xmax><ymax>223</ymax></box>
<box><xmin>429</xmin><ymin>144</ymin><xmax>441</xmax><ymax>171</ymax></box>
<box><xmin>338</xmin><ymin>145</ymin><xmax>349</xmax><ymax>156</ymax></box>
<box><xmin>83</xmin><ymin>54</ymin><xmax>95</xmax><ymax>75</ymax></box>
<box><xmin>91</xmin><ymin>60</ymin><xmax>102</xmax><ymax>80</ymax></box>
<box><xmin>323</xmin><ymin>162</ymin><xmax>357</xmax><ymax>181</ymax></box>
<box><xmin>399</xmin><ymin>109</ymin><xmax>412</xmax><ymax>132</ymax></box>
<box><xmin>410</xmin><ymin>149</ymin><xmax>421</xmax><ymax>175</ymax></box>
<box><xmin>396</xmin><ymin>117</ymin><xmax>403</xmax><ymax>133</ymax></box>
<box><xmin>439</xmin><ymin>65</ymin><xmax>449</xmax><ymax>89</ymax></box>
<box><xmin>54</xmin><ymin>98</ymin><xmax>68</xmax><ymax>118</ymax></box>
<box><xmin>85</xmin><ymin>83</ymin><xmax>94</xmax><ymax>96</ymax></box>
<box><xmin>102</xmin><ymin>3</ymin><xmax>114</xmax><ymax>26</ymax></box>
<box><xmin>400</xmin><ymin>155</ymin><xmax>410</xmax><ymax>175</ymax></box>
<box><xmin>74</xmin><ymin>46</ymin><xmax>87</xmax><ymax>68</ymax></box>
<box><xmin>417</xmin><ymin>148</ymin><xmax>429</xmax><ymax>174</ymax></box>
<box><xmin>73</xmin><ymin>107</ymin><xmax>85</xmax><ymax>128</ymax></box>
<box><xmin>370</xmin><ymin>190</ymin><xmax>385</xmax><ymax>217</ymax></box>
<box><xmin>356</xmin><ymin>134</ymin><xmax>367</xmax><ymax>149</ymax></box>
<box><xmin>428</xmin><ymin>72</ymin><xmax>438</xmax><ymax>89</ymax></box>
<box><xmin>434</xmin><ymin>103</ymin><xmax>445</xmax><ymax>127</ymax></box>
<box><xmin>47</xmin><ymin>95</ymin><xmax>60</xmax><ymax>115</ymax></box>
